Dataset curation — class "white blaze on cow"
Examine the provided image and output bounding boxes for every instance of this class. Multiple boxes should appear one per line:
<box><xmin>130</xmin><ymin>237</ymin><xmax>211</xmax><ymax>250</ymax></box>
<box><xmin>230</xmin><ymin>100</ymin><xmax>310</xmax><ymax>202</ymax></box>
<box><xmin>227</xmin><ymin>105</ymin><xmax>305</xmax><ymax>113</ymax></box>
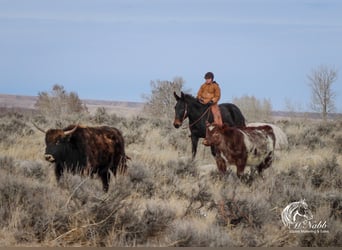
<box><xmin>247</xmin><ymin>122</ymin><xmax>288</xmax><ymax>150</ymax></box>
<box><xmin>240</xmin><ymin>129</ymin><xmax>275</xmax><ymax>167</ymax></box>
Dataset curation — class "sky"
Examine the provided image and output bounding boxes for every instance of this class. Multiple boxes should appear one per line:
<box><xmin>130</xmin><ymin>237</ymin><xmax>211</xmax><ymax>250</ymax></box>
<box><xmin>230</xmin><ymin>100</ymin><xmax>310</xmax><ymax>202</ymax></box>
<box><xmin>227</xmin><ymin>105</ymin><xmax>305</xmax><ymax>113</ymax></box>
<box><xmin>0</xmin><ymin>0</ymin><xmax>341</xmax><ymax>112</ymax></box>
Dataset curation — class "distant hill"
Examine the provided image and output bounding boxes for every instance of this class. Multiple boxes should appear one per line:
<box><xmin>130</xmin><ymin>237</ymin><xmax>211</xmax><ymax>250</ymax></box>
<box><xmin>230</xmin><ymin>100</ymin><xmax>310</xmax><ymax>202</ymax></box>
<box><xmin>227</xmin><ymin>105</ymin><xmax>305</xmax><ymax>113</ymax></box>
<box><xmin>0</xmin><ymin>93</ymin><xmax>341</xmax><ymax>120</ymax></box>
<box><xmin>0</xmin><ymin>93</ymin><xmax>143</xmax><ymax>117</ymax></box>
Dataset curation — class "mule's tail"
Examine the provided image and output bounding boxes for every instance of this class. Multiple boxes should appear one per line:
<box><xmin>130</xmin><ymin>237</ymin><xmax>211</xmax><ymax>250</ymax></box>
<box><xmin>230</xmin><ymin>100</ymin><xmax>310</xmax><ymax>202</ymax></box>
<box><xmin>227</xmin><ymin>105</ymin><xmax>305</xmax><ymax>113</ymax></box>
<box><xmin>118</xmin><ymin>154</ymin><xmax>131</xmax><ymax>175</ymax></box>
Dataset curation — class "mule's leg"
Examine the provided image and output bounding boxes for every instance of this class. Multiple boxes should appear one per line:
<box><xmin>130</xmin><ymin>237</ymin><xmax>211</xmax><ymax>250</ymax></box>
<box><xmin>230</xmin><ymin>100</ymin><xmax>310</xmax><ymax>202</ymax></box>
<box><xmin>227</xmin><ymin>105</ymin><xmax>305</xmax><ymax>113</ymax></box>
<box><xmin>99</xmin><ymin>167</ymin><xmax>110</xmax><ymax>192</ymax></box>
<box><xmin>191</xmin><ymin>135</ymin><xmax>199</xmax><ymax>160</ymax></box>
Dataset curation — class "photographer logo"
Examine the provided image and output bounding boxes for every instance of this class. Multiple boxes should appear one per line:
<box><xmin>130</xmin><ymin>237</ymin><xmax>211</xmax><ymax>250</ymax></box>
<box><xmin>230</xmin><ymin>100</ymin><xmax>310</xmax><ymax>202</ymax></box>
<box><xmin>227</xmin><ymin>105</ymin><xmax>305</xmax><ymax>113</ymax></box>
<box><xmin>281</xmin><ymin>199</ymin><xmax>329</xmax><ymax>234</ymax></box>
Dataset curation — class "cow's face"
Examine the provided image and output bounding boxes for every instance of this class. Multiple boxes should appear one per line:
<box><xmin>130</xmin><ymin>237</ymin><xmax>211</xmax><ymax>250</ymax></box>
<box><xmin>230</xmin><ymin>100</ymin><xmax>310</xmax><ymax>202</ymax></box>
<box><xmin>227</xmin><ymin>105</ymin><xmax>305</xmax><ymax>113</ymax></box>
<box><xmin>44</xmin><ymin>130</ymin><xmax>69</xmax><ymax>162</ymax></box>
<box><xmin>44</xmin><ymin>126</ymin><xmax>77</xmax><ymax>162</ymax></box>
<box><xmin>205</xmin><ymin>122</ymin><xmax>222</xmax><ymax>146</ymax></box>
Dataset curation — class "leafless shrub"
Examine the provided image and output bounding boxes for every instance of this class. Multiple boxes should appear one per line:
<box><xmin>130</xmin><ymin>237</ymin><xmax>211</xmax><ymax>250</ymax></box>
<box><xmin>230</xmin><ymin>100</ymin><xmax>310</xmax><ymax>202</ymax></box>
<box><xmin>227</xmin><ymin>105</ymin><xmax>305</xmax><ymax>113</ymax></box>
<box><xmin>140</xmin><ymin>202</ymin><xmax>175</xmax><ymax>241</ymax></box>
<box><xmin>0</xmin><ymin>156</ymin><xmax>16</xmax><ymax>174</ymax></box>
<box><xmin>127</xmin><ymin>163</ymin><xmax>155</xmax><ymax>198</ymax></box>
<box><xmin>307</xmin><ymin>155</ymin><xmax>341</xmax><ymax>190</ymax></box>
<box><xmin>328</xmin><ymin>196</ymin><xmax>342</xmax><ymax>221</ymax></box>
<box><xmin>143</xmin><ymin>77</ymin><xmax>185</xmax><ymax>120</ymax></box>
<box><xmin>301</xmin><ymin>127</ymin><xmax>325</xmax><ymax>150</ymax></box>
<box><xmin>333</xmin><ymin>135</ymin><xmax>342</xmax><ymax>154</ymax></box>
<box><xmin>0</xmin><ymin>173</ymin><xmax>57</xmax><ymax>243</ymax></box>
<box><xmin>93</xmin><ymin>107</ymin><xmax>110</xmax><ymax>124</ymax></box>
<box><xmin>0</xmin><ymin>116</ymin><xmax>33</xmax><ymax>145</ymax></box>
<box><xmin>216</xmin><ymin>196</ymin><xmax>269</xmax><ymax>229</ymax></box>
<box><xmin>18</xmin><ymin>160</ymin><xmax>47</xmax><ymax>181</ymax></box>
<box><xmin>167</xmin><ymin>220</ymin><xmax>232</xmax><ymax>247</ymax></box>
<box><xmin>120</xmin><ymin>116</ymin><xmax>148</xmax><ymax>145</ymax></box>
<box><xmin>168</xmin><ymin>158</ymin><xmax>197</xmax><ymax>178</ymax></box>
<box><xmin>299</xmin><ymin>229</ymin><xmax>342</xmax><ymax>247</ymax></box>
<box><xmin>34</xmin><ymin>84</ymin><xmax>87</xmax><ymax>120</ymax></box>
<box><xmin>233</xmin><ymin>95</ymin><xmax>272</xmax><ymax>122</ymax></box>
<box><xmin>111</xmin><ymin>196</ymin><xmax>175</xmax><ymax>246</ymax></box>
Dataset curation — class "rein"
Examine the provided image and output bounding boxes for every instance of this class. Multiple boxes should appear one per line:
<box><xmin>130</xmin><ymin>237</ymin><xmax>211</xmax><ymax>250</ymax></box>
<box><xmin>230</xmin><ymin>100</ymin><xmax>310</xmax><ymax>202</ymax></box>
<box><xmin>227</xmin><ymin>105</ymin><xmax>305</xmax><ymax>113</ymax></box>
<box><xmin>182</xmin><ymin>105</ymin><xmax>211</xmax><ymax>129</ymax></box>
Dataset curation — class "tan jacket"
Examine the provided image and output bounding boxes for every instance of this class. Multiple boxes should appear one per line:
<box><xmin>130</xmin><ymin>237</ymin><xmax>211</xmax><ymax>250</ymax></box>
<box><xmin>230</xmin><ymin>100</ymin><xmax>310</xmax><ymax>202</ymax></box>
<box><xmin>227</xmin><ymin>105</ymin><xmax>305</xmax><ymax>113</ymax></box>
<box><xmin>197</xmin><ymin>82</ymin><xmax>221</xmax><ymax>104</ymax></box>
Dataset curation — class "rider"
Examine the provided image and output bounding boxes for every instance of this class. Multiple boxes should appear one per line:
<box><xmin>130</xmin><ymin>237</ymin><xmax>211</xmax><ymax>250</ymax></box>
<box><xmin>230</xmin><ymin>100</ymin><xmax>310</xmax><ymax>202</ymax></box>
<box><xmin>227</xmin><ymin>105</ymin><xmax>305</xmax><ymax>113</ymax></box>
<box><xmin>197</xmin><ymin>72</ymin><xmax>223</xmax><ymax>128</ymax></box>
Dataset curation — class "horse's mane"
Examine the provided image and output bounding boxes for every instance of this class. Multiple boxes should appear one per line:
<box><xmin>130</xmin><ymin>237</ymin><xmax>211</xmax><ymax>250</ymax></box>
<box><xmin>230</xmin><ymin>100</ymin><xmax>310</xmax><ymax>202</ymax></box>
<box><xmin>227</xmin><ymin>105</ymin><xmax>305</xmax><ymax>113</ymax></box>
<box><xmin>182</xmin><ymin>93</ymin><xmax>196</xmax><ymax>100</ymax></box>
<box><xmin>182</xmin><ymin>93</ymin><xmax>204</xmax><ymax>106</ymax></box>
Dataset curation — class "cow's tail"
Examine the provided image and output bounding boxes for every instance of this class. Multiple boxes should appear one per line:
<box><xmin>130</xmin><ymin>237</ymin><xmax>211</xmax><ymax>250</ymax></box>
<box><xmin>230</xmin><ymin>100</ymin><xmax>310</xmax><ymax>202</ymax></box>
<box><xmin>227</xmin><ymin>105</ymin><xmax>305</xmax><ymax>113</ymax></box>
<box><xmin>118</xmin><ymin>154</ymin><xmax>131</xmax><ymax>175</ymax></box>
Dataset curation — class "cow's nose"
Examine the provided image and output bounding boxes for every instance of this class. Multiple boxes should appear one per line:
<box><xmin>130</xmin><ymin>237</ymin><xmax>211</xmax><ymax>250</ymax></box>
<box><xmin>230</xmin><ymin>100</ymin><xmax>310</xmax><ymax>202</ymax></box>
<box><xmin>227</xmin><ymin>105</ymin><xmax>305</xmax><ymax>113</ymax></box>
<box><xmin>44</xmin><ymin>154</ymin><xmax>55</xmax><ymax>162</ymax></box>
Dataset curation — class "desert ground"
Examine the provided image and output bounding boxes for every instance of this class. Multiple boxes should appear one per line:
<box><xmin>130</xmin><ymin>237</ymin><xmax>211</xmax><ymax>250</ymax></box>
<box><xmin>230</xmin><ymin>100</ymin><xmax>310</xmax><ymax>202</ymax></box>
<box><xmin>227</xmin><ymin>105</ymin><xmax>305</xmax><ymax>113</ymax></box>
<box><xmin>0</xmin><ymin>94</ymin><xmax>341</xmax><ymax>247</ymax></box>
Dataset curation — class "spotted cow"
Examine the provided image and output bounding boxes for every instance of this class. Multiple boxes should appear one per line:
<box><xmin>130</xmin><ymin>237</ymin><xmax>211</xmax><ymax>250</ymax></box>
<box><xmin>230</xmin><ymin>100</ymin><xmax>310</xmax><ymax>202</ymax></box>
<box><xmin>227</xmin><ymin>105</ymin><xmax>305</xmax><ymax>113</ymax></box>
<box><xmin>204</xmin><ymin>122</ymin><xmax>275</xmax><ymax>178</ymax></box>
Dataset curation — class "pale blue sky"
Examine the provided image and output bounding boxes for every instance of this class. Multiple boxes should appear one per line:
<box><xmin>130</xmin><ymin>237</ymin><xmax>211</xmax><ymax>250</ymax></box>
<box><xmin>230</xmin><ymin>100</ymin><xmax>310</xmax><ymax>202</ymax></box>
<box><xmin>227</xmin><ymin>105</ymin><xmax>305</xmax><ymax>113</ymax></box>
<box><xmin>0</xmin><ymin>0</ymin><xmax>341</xmax><ymax>112</ymax></box>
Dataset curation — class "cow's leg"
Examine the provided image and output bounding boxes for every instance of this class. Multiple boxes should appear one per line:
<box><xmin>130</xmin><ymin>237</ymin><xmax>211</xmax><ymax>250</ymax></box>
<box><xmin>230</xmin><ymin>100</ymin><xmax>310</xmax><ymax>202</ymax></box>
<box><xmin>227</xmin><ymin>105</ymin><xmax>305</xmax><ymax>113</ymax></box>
<box><xmin>111</xmin><ymin>157</ymin><xmax>119</xmax><ymax>177</ymax></box>
<box><xmin>236</xmin><ymin>162</ymin><xmax>246</xmax><ymax>179</ymax></box>
<box><xmin>191</xmin><ymin>135</ymin><xmax>199</xmax><ymax>160</ymax></box>
<box><xmin>210</xmin><ymin>145</ymin><xmax>217</xmax><ymax>157</ymax></box>
<box><xmin>263</xmin><ymin>152</ymin><xmax>274</xmax><ymax>170</ymax></box>
<box><xmin>215</xmin><ymin>154</ymin><xmax>227</xmax><ymax>174</ymax></box>
<box><xmin>99</xmin><ymin>168</ymin><xmax>110</xmax><ymax>192</ymax></box>
<box><xmin>257</xmin><ymin>152</ymin><xmax>273</xmax><ymax>175</ymax></box>
<box><xmin>55</xmin><ymin>163</ymin><xmax>64</xmax><ymax>183</ymax></box>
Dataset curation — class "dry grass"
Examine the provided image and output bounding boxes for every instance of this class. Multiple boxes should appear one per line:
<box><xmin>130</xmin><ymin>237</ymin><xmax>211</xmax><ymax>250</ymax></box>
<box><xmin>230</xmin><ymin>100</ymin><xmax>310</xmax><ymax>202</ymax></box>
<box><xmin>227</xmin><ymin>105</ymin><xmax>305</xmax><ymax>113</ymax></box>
<box><xmin>0</xmin><ymin>110</ymin><xmax>341</xmax><ymax>247</ymax></box>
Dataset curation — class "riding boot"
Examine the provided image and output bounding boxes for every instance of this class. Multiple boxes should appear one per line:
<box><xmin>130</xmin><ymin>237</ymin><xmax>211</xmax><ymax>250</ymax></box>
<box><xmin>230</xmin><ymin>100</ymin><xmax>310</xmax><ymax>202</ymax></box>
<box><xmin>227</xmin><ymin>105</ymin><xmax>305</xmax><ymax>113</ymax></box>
<box><xmin>211</xmin><ymin>104</ymin><xmax>223</xmax><ymax>127</ymax></box>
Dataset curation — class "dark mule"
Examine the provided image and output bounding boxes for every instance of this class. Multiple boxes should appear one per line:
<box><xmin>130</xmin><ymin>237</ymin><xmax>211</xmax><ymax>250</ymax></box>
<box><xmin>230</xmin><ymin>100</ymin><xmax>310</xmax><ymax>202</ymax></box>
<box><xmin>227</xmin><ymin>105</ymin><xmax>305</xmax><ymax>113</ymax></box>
<box><xmin>173</xmin><ymin>91</ymin><xmax>246</xmax><ymax>159</ymax></box>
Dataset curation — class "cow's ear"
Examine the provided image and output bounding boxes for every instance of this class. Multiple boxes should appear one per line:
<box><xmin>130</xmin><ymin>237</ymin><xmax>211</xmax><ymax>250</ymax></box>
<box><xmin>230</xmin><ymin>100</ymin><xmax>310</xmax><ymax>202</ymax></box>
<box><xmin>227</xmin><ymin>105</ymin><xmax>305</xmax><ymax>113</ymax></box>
<box><xmin>205</xmin><ymin>121</ymin><xmax>210</xmax><ymax>127</ymax></box>
<box><xmin>174</xmin><ymin>91</ymin><xmax>180</xmax><ymax>101</ymax></box>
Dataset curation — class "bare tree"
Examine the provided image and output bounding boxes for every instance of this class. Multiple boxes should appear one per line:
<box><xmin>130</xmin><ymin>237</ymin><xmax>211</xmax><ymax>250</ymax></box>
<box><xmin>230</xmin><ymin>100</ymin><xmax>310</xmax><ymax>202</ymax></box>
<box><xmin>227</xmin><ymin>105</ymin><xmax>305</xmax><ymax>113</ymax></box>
<box><xmin>143</xmin><ymin>77</ymin><xmax>186</xmax><ymax>119</ymax></box>
<box><xmin>233</xmin><ymin>95</ymin><xmax>272</xmax><ymax>122</ymax></box>
<box><xmin>307</xmin><ymin>65</ymin><xmax>338</xmax><ymax>120</ymax></box>
<box><xmin>35</xmin><ymin>84</ymin><xmax>87</xmax><ymax>119</ymax></box>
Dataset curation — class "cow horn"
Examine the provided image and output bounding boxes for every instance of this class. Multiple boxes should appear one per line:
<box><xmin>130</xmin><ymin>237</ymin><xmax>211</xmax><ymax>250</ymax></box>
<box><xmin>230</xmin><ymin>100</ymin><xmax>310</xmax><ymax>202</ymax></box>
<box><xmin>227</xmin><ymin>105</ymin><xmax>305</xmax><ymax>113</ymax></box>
<box><xmin>32</xmin><ymin>122</ymin><xmax>46</xmax><ymax>133</ymax></box>
<box><xmin>64</xmin><ymin>125</ymin><xmax>78</xmax><ymax>136</ymax></box>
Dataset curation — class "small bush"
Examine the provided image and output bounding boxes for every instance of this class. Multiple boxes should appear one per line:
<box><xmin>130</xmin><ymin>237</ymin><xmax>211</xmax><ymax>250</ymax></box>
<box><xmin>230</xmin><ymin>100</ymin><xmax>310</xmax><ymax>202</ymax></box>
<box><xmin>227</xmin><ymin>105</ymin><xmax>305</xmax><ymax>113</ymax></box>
<box><xmin>333</xmin><ymin>135</ymin><xmax>342</xmax><ymax>153</ymax></box>
<box><xmin>128</xmin><ymin>163</ymin><xmax>155</xmax><ymax>198</ymax></box>
<box><xmin>301</xmin><ymin>128</ymin><xmax>325</xmax><ymax>150</ymax></box>
<box><xmin>35</xmin><ymin>84</ymin><xmax>87</xmax><ymax>119</ymax></box>
<box><xmin>168</xmin><ymin>158</ymin><xmax>197</xmax><ymax>178</ymax></box>
<box><xmin>299</xmin><ymin>230</ymin><xmax>342</xmax><ymax>247</ymax></box>
<box><xmin>93</xmin><ymin>107</ymin><xmax>110</xmax><ymax>124</ymax></box>
<box><xmin>167</xmin><ymin>220</ymin><xmax>232</xmax><ymax>247</ymax></box>
<box><xmin>306</xmin><ymin>155</ymin><xmax>341</xmax><ymax>190</ymax></box>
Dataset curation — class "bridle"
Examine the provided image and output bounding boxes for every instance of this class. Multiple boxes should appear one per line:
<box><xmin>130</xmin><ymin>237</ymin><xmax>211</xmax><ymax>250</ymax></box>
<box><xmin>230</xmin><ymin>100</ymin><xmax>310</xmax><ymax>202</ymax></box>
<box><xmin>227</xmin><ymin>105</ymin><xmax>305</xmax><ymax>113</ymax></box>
<box><xmin>181</xmin><ymin>102</ymin><xmax>188</xmax><ymax>123</ymax></box>
<box><xmin>180</xmin><ymin>102</ymin><xmax>211</xmax><ymax>129</ymax></box>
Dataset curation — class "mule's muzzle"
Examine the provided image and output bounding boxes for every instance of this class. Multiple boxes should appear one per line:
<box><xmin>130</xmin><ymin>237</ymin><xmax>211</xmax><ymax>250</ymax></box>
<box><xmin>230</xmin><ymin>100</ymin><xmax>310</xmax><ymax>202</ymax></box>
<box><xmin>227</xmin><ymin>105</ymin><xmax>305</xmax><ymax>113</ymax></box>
<box><xmin>173</xmin><ymin>119</ymin><xmax>182</xmax><ymax>128</ymax></box>
<box><xmin>44</xmin><ymin>154</ymin><xmax>55</xmax><ymax>162</ymax></box>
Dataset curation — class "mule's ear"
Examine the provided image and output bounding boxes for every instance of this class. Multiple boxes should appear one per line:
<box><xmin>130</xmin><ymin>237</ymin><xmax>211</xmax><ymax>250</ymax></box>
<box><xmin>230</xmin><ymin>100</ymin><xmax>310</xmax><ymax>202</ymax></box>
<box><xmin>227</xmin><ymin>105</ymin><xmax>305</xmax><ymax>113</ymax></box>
<box><xmin>181</xmin><ymin>91</ymin><xmax>185</xmax><ymax>98</ymax></box>
<box><xmin>174</xmin><ymin>91</ymin><xmax>180</xmax><ymax>100</ymax></box>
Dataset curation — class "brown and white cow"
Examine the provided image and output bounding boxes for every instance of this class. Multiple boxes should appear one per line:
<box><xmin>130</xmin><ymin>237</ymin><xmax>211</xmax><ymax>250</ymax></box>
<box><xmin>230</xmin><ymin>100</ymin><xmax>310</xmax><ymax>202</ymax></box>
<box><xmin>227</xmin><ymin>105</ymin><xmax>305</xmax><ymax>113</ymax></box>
<box><xmin>204</xmin><ymin>122</ymin><xmax>275</xmax><ymax>178</ymax></box>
